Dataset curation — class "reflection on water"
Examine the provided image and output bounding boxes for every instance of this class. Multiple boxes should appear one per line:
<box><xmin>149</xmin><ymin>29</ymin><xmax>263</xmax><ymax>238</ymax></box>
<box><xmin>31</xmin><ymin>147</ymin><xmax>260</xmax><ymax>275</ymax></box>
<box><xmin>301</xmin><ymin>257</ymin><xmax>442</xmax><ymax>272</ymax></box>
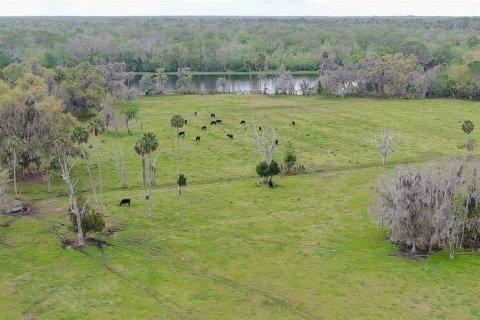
<box><xmin>133</xmin><ymin>73</ymin><xmax>318</xmax><ymax>95</ymax></box>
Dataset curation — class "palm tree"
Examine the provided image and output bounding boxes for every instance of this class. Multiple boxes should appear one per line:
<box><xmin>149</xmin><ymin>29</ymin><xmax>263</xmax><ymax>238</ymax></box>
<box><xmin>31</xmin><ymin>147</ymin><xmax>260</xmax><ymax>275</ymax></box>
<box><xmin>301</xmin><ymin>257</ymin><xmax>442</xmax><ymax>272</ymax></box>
<box><xmin>171</xmin><ymin>115</ymin><xmax>185</xmax><ymax>195</ymax></box>
<box><xmin>135</xmin><ymin>133</ymin><xmax>158</xmax><ymax>216</ymax></box>
<box><xmin>88</xmin><ymin>117</ymin><xmax>106</xmax><ymax>137</ymax></box>
<box><xmin>134</xmin><ymin>137</ymin><xmax>148</xmax><ymax>192</ymax></box>
<box><xmin>71</xmin><ymin>126</ymin><xmax>98</xmax><ymax>205</ymax></box>
<box><xmin>135</xmin><ymin>133</ymin><xmax>159</xmax><ymax>191</ymax></box>
<box><xmin>462</xmin><ymin>120</ymin><xmax>475</xmax><ymax>160</ymax></box>
<box><xmin>5</xmin><ymin>136</ymin><xmax>22</xmax><ymax>195</ymax></box>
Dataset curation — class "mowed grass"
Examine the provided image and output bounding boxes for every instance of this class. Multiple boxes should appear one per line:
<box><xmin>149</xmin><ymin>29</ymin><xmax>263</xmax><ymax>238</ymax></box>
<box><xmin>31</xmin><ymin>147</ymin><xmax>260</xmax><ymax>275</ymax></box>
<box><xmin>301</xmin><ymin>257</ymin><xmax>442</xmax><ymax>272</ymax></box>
<box><xmin>2</xmin><ymin>95</ymin><xmax>480</xmax><ymax>319</ymax></box>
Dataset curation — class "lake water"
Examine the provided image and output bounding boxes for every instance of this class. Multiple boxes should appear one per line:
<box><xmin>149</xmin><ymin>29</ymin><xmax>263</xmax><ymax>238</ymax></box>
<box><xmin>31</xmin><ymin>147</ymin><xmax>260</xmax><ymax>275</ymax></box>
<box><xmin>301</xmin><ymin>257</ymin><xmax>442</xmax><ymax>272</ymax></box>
<box><xmin>134</xmin><ymin>73</ymin><xmax>318</xmax><ymax>95</ymax></box>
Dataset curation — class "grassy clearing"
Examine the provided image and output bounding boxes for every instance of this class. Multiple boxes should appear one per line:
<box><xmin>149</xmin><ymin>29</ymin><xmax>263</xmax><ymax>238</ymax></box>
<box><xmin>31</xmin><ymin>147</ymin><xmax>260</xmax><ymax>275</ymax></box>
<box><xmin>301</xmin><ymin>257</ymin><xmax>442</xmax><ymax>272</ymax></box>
<box><xmin>1</xmin><ymin>95</ymin><xmax>480</xmax><ymax>319</ymax></box>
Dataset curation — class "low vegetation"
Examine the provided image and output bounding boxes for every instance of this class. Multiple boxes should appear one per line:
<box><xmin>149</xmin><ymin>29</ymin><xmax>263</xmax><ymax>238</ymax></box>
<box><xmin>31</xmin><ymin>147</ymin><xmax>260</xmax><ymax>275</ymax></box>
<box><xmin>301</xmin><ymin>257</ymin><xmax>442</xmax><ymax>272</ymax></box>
<box><xmin>1</xmin><ymin>94</ymin><xmax>480</xmax><ymax>318</ymax></box>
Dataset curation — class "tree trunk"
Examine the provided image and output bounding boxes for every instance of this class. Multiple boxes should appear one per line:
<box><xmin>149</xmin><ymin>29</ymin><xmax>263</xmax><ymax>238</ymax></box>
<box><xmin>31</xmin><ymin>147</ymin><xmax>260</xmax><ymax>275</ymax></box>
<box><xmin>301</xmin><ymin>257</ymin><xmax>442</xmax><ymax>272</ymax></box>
<box><xmin>81</xmin><ymin>147</ymin><xmax>98</xmax><ymax>205</ymax></box>
<box><xmin>12</xmin><ymin>148</ymin><xmax>17</xmax><ymax>195</ymax></box>
<box><xmin>465</xmin><ymin>134</ymin><xmax>469</xmax><ymax>160</ymax></box>
<box><xmin>148</xmin><ymin>157</ymin><xmax>153</xmax><ymax>217</ymax></box>
<box><xmin>45</xmin><ymin>170</ymin><xmax>51</xmax><ymax>193</ymax></box>
<box><xmin>126</xmin><ymin>120</ymin><xmax>131</xmax><ymax>135</ymax></box>
<box><xmin>75</xmin><ymin>211</ymin><xmax>85</xmax><ymax>247</ymax></box>
<box><xmin>249</xmin><ymin>69</ymin><xmax>253</xmax><ymax>93</ymax></box>
<box><xmin>96</xmin><ymin>143</ymin><xmax>103</xmax><ymax>213</ymax></box>
<box><xmin>228</xmin><ymin>73</ymin><xmax>231</xmax><ymax>93</ymax></box>
<box><xmin>176</xmin><ymin>127</ymin><xmax>181</xmax><ymax>196</ymax></box>
<box><xmin>141</xmin><ymin>156</ymin><xmax>146</xmax><ymax>191</ymax></box>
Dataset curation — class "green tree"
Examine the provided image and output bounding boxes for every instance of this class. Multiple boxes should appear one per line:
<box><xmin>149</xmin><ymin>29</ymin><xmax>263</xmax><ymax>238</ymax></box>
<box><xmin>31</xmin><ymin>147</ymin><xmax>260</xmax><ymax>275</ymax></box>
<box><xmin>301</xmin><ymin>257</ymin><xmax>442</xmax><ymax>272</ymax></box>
<box><xmin>134</xmin><ymin>132</ymin><xmax>159</xmax><ymax>195</ymax></box>
<box><xmin>68</xmin><ymin>196</ymin><xmax>105</xmax><ymax>237</ymax></box>
<box><xmin>59</xmin><ymin>62</ymin><xmax>109</xmax><ymax>116</ymax></box>
<box><xmin>256</xmin><ymin>160</ymin><xmax>280</xmax><ymax>186</ymax></box>
<box><xmin>120</xmin><ymin>100</ymin><xmax>139</xmax><ymax>135</ymax></box>
<box><xmin>176</xmin><ymin>68</ymin><xmax>193</xmax><ymax>94</ymax></box>
<box><xmin>283</xmin><ymin>141</ymin><xmax>297</xmax><ymax>173</ymax></box>
<box><xmin>171</xmin><ymin>115</ymin><xmax>185</xmax><ymax>195</ymax></box>
<box><xmin>70</xmin><ymin>126</ymin><xmax>89</xmax><ymax>145</ymax></box>
<box><xmin>88</xmin><ymin>117</ymin><xmax>106</xmax><ymax>137</ymax></box>
<box><xmin>462</xmin><ymin>120</ymin><xmax>475</xmax><ymax>160</ymax></box>
<box><xmin>317</xmin><ymin>81</ymin><xmax>324</xmax><ymax>95</ymax></box>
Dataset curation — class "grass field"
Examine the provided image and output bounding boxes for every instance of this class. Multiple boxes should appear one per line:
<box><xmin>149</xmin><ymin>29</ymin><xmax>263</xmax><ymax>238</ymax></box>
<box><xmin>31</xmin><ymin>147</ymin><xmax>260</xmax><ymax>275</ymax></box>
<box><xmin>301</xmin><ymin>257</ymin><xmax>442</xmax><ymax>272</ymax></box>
<box><xmin>2</xmin><ymin>95</ymin><xmax>480</xmax><ymax>319</ymax></box>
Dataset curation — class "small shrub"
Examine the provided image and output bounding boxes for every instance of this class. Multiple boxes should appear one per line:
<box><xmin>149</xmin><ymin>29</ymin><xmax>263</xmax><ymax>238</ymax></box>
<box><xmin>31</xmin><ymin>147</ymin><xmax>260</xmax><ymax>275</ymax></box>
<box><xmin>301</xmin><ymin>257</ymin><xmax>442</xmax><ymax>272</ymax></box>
<box><xmin>256</xmin><ymin>160</ymin><xmax>280</xmax><ymax>184</ymax></box>
<box><xmin>177</xmin><ymin>173</ymin><xmax>187</xmax><ymax>187</ymax></box>
<box><xmin>68</xmin><ymin>196</ymin><xmax>105</xmax><ymax>236</ymax></box>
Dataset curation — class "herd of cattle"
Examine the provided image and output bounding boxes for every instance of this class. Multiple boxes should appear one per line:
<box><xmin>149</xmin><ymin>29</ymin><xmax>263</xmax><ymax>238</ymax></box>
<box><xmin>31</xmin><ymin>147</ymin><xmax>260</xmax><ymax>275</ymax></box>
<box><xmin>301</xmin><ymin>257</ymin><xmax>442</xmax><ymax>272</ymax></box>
<box><xmin>119</xmin><ymin>112</ymin><xmax>295</xmax><ymax>206</ymax></box>
<box><xmin>179</xmin><ymin>112</ymin><xmax>296</xmax><ymax>143</ymax></box>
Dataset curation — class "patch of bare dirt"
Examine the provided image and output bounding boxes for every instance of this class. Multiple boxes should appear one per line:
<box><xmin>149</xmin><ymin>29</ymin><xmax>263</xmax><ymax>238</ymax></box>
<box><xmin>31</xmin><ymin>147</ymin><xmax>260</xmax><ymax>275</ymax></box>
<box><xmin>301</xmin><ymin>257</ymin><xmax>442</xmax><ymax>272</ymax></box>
<box><xmin>3</xmin><ymin>205</ymin><xmax>40</xmax><ymax>216</ymax></box>
<box><xmin>0</xmin><ymin>219</ymin><xmax>13</xmax><ymax>227</ymax></box>
<box><xmin>391</xmin><ymin>244</ymin><xmax>429</xmax><ymax>260</ymax></box>
<box><xmin>101</xmin><ymin>224</ymin><xmax>124</xmax><ymax>237</ymax></box>
<box><xmin>18</xmin><ymin>170</ymin><xmax>46</xmax><ymax>182</ymax></box>
<box><xmin>391</xmin><ymin>251</ymin><xmax>427</xmax><ymax>260</ymax></box>
<box><xmin>61</xmin><ymin>237</ymin><xmax>110</xmax><ymax>251</ymax></box>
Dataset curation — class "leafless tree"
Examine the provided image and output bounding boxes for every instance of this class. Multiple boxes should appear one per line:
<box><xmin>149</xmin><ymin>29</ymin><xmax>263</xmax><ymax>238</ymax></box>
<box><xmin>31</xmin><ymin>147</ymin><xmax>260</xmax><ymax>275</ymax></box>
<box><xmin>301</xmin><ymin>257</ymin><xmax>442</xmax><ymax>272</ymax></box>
<box><xmin>99</xmin><ymin>98</ymin><xmax>114</xmax><ymax>132</ymax></box>
<box><xmin>95</xmin><ymin>143</ymin><xmax>104</xmax><ymax>213</ymax></box>
<box><xmin>98</xmin><ymin>62</ymin><xmax>129</xmax><ymax>100</ymax></box>
<box><xmin>155</xmin><ymin>68</ymin><xmax>168</xmax><ymax>94</ymax></box>
<box><xmin>217</xmin><ymin>77</ymin><xmax>227</xmax><ymax>93</ymax></box>
<box><xmin>252</xmin><ymin>121</ymin><xmax>277</xmax><ymax>166</ymax></box>
<box><xmin>151</xmin><ymin>151</ymin><xmax>161</xmax><ymax>186</ymax></box>
<box><xmin>299</xmin><ymin>79</ymin><xmax>312</xmax><ymax>96</ymax></box>
<box><xmin>112</xmin><ymin>148</ymin><xmax>126</xmax><ymax>188</ymax></box>
<box><xmin>369</xmin><ymin>159</ymin><xmax>480</xmax><ymax>258</ymax></box>
<box><xmin>55</xmin><ymin>155</ymin><xmax>88</xmax><ymax>247</ymax></box>
<box><xmin>373</xmin><ymin>127</ymin><xmax>396</xmax><ymax>165</ymax></box>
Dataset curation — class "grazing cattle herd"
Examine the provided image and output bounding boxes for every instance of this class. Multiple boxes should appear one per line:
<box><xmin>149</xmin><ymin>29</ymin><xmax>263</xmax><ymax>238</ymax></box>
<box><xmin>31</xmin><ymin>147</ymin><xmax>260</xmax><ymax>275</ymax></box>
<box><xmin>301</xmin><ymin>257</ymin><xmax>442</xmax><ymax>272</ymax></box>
<box><xmin>174</xmin><ymin>111</ymin><xmax>295</xmax><ymax>144</ymax></box>
<box><xmin>118</xmin><ymin>111</ymin><xmax>296</xmax><ymax>206</ymax></box>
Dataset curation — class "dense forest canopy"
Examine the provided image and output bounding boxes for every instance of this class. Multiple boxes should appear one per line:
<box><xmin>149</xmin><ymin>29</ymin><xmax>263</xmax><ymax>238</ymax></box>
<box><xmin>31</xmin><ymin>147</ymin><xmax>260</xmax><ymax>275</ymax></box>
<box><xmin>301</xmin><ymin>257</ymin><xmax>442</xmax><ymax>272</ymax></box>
<box><xmin>0</xmin><ymin>16</ymin><xmax>479</xmax><ymax>72</ymax></box>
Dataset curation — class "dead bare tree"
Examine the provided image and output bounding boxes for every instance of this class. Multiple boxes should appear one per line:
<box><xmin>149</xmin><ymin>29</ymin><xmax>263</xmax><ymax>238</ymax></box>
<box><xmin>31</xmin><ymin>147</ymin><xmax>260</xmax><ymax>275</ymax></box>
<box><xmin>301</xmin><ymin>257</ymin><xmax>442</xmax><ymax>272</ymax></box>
<box><xmin>112</xmin><ymin>148</ymin><xmax>126</xmax><ymax>188</ymax></box>
<box><xmin>373</xmin><ymin>127</ymin><xmax>396</xmax><ymax>165</ymax></box>
<box><xmin>55</xmin><ymin>155</ymin><xmax>88</xmax><ymax>247</ymax></box>
<box><xmin>151</xmin><ymin>151</ymin><xmax>161</xmax><ymax>186</ymax></box>
<box><xmin>253</xmin><ymin>121</ymin><xmax>277</xmax><ymax>165</ymax></box>
<box><xmin>96</xmin><ymin>143</ymin><xmax>104</xmax><ymax>213</ymax></box>
<box><xmin>369</xmin><ymin>159</ymin><xmax>480</xmax><ymax>258</ymax></box>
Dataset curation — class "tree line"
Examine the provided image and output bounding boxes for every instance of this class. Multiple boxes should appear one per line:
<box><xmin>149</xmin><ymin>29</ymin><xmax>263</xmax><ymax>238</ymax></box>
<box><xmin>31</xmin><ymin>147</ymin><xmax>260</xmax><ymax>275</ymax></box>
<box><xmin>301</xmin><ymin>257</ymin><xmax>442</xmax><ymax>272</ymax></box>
<box><xmin>0</xmin><ymin>17</ymin><xmax>479</xmax><ymax>73</ymax></box>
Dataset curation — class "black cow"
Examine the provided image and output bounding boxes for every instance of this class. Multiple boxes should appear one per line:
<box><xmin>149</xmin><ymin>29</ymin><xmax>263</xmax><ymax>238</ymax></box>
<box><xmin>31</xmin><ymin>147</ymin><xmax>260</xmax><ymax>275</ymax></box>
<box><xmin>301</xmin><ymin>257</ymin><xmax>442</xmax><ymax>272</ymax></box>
<box><xmin>211</xmin><ymin>113</ymin><xmax>216</xmax><ymax>118</ymax></box>
<box><xmin>184</xmin><ymin>119</ymin><xmax>188</xmax><ymax>124</ymax></box>
<box><xmin>178</xmin><ymin>131</ymin><xmax>185</xmax><ymax>137</ymax></box>
<box><xmin>275</xmin><ymin>139</ymin><xmax>279</xmax><ymax>145</ymax></box>
<box><xmin>258</xmin><ymin>126</ymin><xmax>262</xmax><ymax>131</ymax></box>
<box><xmin>227</xmin><ymin>134</ymin><xmax>234</xmax><ymax>140</ymax></box>
<box><xmin>210</xmin><ymin>121</ymin><xmax>217</xmax><ymax>126</ymax></box>
<box><xmin>119</xmin><ymin>199</ymin><xmax>131</xmax><ymax>206</ymax></box>
<box><xmin>201</xmin><ymin>126</ymin><xmax>207</xmax><ymax>130</ymax></box>
<box><xmin>292</xmin><ymin>121</ymin><xmax>296</xmax><ymax>126</ymax></box>
<box><xmin>240</xmin><ymin>120</ymin><xmax>246</xmax><ymax>125</ymax></box>
<box><xmin>195</xmin><ymin>136</ymin><xmax>201</xmax><ymax>142</ymax></box>
<box><xmin>194</xmin><ymin>111</ymin><xmax>197</xmax><ymax>116</ymax></box>
<box><xmin>216</xmin><ymin>119</ymin><xmax>222</xmax><ymax>124</ymax></box>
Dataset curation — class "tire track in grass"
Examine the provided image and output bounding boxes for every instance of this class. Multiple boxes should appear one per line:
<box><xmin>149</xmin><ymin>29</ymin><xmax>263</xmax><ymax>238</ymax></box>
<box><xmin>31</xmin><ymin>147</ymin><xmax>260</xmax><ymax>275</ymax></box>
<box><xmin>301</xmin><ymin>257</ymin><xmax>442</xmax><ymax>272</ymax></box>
<box><xmin>193</xmin><ymin>272</ymin><xmax>319</xmax><ymax>320</ymax></box>
<box><xmin>22</xmin><ymin>214</ymin><xmax>317</xmax><ymax>319</ymax></box>
<box><xmin>17</xmin><ymin>274</ymin><xmax>92</xmax><ymax>318</ymax></box>
<box><xmin>77</xmin><ymin>248</ymin><xmax>189</xmax><ymax>319</ymax></box>
<box><xmin>108</xmin><ymin>231</ymin><xmax>319</xmax><ymax>320</ymax></box>
<box><xmin>45</xmin><ymin>224</ymin><xmax>190</xmax><ymax>319</ymax></box>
